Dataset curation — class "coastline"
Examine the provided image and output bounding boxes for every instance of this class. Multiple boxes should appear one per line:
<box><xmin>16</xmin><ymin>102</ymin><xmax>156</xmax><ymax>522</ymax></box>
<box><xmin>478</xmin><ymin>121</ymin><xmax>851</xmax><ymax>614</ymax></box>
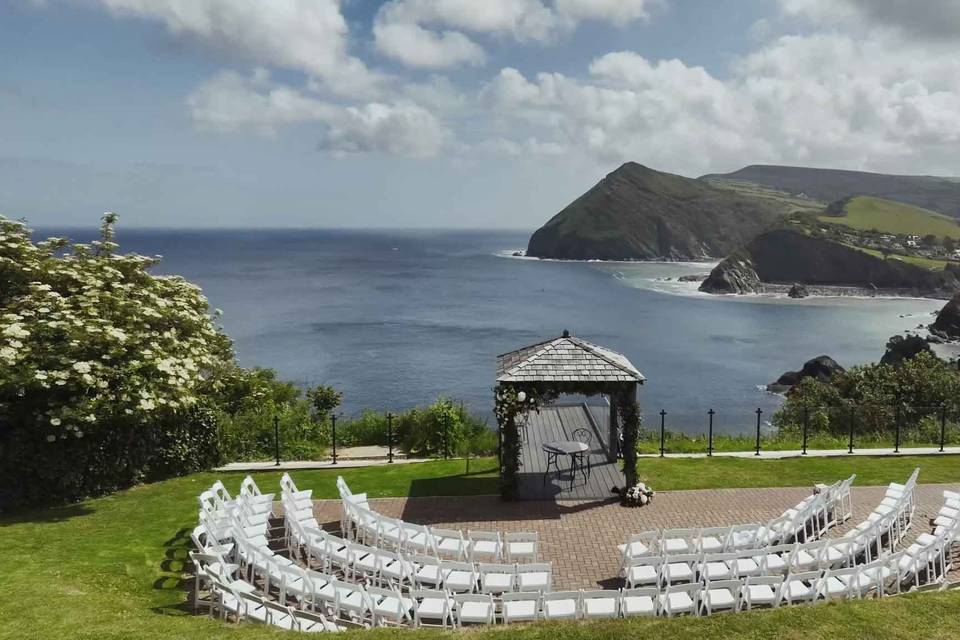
<box><xmin>497</xmin><ymin>250</ymin><xmax>950</xmax><ymax>303</ymax></box>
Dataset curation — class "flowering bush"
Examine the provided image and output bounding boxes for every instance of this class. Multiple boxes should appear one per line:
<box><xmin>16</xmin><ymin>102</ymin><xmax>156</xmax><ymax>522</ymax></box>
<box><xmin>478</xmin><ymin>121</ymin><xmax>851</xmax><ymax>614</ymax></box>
<box><xmin>0</xmin><ymin>214</ymin><xmax>241</xmax><ymax>508</ymax></box>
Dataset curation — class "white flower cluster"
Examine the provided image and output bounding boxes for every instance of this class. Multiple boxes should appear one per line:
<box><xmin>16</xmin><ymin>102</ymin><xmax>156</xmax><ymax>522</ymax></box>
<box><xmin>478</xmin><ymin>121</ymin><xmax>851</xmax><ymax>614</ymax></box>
<box><xmin>623</xmin><ymin>482</ymin><xmax>655</xmax><ymax>507</ymax></box>
<box><xmin>0</xmin><ymin>214</ymin><xmax>238</xmax><ymax>442</ymax></box>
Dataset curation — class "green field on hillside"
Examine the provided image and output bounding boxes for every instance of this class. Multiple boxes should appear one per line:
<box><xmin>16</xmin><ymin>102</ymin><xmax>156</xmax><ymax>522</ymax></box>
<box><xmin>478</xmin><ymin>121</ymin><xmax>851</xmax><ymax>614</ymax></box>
<box><xmin>848</xmin><ymin>245</ymin><xmax>948</xmax><ymax>270</ymax></box>
<box><xmin>820</xmin><ymin>196</ymin><xmax>960</xmax><ymax>238</ymax></box>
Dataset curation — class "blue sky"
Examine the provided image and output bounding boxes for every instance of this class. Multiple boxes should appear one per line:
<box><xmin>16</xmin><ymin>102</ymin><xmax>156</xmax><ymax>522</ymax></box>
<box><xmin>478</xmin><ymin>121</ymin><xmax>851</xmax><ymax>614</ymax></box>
<box><xmin>2</xmin><ymin>0</ymin><xmax>959</xmax><ymax>228</ymax></box>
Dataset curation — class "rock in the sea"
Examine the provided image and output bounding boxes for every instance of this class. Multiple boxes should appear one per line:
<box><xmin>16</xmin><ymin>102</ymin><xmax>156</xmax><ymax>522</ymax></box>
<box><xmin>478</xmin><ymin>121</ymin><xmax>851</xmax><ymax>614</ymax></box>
<box><xmin>788</xmin><ymin>283</ymin><xmax>809</xmax><ymax>298</ymax></box>
<box><xmin>699</xmin><ymin>252</ymin><xmax>761</xmax><ymax>294</ymax></box>
<box><xmin>930</xmin><ymin>292</ymin><xmax>960</xmax><ymax>341</ymax></box>
<box><xmin>768</xmin><ymin>355</ymin><xmax>845</xmax><ymax>393</ymax></box>
<box><xmin>677</xmin><ymin>274</ymin><xmax>706</xmax><ymax>282</ymax></box>
<box><xmin>880</xmin><ymin>334</ymin><xmax>932</xmax><ymax>366</ymax></box>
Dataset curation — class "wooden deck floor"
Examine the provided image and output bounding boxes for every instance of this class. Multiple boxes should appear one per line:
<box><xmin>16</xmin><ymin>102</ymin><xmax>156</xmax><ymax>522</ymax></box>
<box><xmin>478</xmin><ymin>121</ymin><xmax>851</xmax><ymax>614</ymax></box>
<box><xmin>516</xmin><ymin>403</ymin><xmax>625</xmax><ymax>501</ymax></box>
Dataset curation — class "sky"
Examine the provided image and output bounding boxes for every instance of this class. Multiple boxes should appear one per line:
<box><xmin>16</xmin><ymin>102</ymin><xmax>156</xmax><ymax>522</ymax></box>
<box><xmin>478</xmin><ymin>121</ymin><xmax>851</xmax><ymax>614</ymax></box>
<box><xmin>2</xmin><ymin>0</ymin><xmax>960</xmax><ymax>229</ymax></box>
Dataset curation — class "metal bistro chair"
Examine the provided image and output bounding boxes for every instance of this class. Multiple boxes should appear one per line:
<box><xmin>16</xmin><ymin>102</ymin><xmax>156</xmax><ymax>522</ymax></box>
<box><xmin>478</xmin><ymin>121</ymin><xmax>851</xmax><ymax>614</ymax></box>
<box><xmin>571</xmin><ymin>427</ymin><xmax>593</xmax><ymax>479</ymax></box>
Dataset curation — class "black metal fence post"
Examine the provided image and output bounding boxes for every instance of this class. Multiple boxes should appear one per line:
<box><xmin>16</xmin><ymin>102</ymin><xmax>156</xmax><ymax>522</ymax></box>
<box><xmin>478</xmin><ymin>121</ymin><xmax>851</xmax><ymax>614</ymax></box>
<box><xmin>801</xmin><ymin>405</ymin><xmax>809</xmax><ymax>455</ymax></box>
<box><xmin>940</xmin><ymin>404</ymin><xmax>947</xmax><ymax>453</ymax></box>
<box><xmin>894</xmin><ymin>404</ymin><xmax>901</xmax><ymax>453</ymax></box>
<box><xmin>659</xmin><ymin>409</ymin><xmax>666</xmax><ymax>458</ymax></box>
<box><xmin>754</xmin><ymin>408</ymin><xmax>762</xmax><ymax>456</ymax></box>
<box><xmin>387</xmin><ymin>413</ymin><xmax>394</xmax><ymax>463</ymax></box>
<box><xmin>707</xmin><ymin>409</ymin><xmax>714</xmax><ymax>457</ymax></box>
<box><xmin>274</xmin><ymin>414</ymin><xmax>281</xmax><ymax>466</ymax></box>
<box><xmin>444</xmin><ymin>418</ymin><xmax>450</xmax><ymax>459</ymax></box>
<box><xmin>331</xmin><ymin>413</ymin><xmax>338</xmax><ymax>465</ymax></box>
<box><xmin>847</xmin><ymin>406</ymin><xmax>855</xmax><ymax>454</ymax></box>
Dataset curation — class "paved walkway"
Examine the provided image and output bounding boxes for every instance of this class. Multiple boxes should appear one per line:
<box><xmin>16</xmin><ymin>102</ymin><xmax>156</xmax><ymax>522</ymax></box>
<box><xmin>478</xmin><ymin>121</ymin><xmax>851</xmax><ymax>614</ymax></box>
<box><xmin>311</xmin><ymin>484</ymin><xmax>958</xmax><ymax>590</ymax></box>
<box><xmin>638</xmin><ymin>446</ymin><xmax>960</xmax><ymax>459</ymax></box>
<box><xmin>217</xmin><ymin>455</ymin><xmax>432</xmax><ymax>472</ymax></box>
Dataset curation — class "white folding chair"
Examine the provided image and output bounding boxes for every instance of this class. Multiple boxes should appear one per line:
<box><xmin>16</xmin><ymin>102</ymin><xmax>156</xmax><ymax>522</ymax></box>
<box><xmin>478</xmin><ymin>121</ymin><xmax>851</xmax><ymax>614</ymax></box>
<box><xmin>441</xmin><ymin>560</ymin><xmax>478</xmax><ymax>593</ymax></box>
<box><xmin>659</xmin><ymin>583</ymin><xmax>699</xmax><ymax>616</ymax></box>
<box><xmin>697</xmin><ymin>526</ymin><xmax>731</xmax><ymax>554</ymax></box>
<box><xmin>542</xmin><ymin>591</ymin><xmax>581</xmax><ymax>620</ymax></box>
<box><xmin>820</xmin><ymin>567</ymin><xmax>861</xmax><ymax>602</ymax></box>
<box><xmin>700</xmin><ymin>579</ymin><xmax>740</xmax><ymax>615</ymax></box>
<box><xmin>743</xmin><ymin>575</ymin><xmax>782</xmax><ymax>610</ymax></box>
<box><xmin>468</xmin><ymin>530</ymin><xmax>503</xmax><ymax>562</ymax></box>
<box><xmin>478</xmin><ymin>563</ymin><xmax>516</xmax><ymax>594</ymax></box>
<box><xmin>516</xmin><ymin>562</ymin><xmax>553</xmax><ymax>592</ymax></box>
<box><xmin>367</xmin><ymin>584</ymin><xmax>414</xmax><ymax>627</ymax></box>
<box><xmin>621</xmin><ymin>587</ymin><xmax>659</xmax><ymax>617</ymax></box>
<box><xmin>501</xmin><ymin>591</ymin><xmax>542</xmax><ymax>623</ymax></box>
<box><xmin>410</xmin><ymin>554</ymin><xmax>443</xmax><ymax>589</ymax></box>
<box><xmin>779</xmin><ymin>570</ymin><xmax>821</xmax><ymax>606</ymax></box>
<box><xmin>700</xmin><ymin>553</ymin><xmax>738</xmax><ymax>582</ymax></box>
<box><xmin>453</xmin><ymin>593</ymin><xmax>495</xmax><ymax>626</ymax></box>
<box><xmin>625</xmin><ymin>556</ymin><xmax>662</xmax><ymax>588</ymax></box>
<box><xmin>662</xmin><ymin>553</ymin><xmax>701</xmax><ymax>585</ymax></box>
<box><xmin>505</xmin><ymin>532</ymin><xmax>539</xmax><ymax>563</ymax></box>
<box><xmin>581</xmin><ymin>590</ymin><xmax>620</xmax><ymax>619</ymax></box>
<box><xmin>662</xmin><ymin>528</ymin><xmax>699</xmax><ymax>555</ymax></box>
<box><xmin>431</xmin><ymin>527</ymin><xmax>471</xmax><ymax>560</ymax></box>
<box><xmin>412</xmin><ymin>589</ymin><xmax>455</xmax><ymax>628</ymax></box>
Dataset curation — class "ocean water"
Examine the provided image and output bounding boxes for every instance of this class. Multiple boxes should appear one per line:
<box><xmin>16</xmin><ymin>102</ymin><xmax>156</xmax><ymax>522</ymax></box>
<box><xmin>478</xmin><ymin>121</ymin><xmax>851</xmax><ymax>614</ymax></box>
<box><xmin>39</xmin><ymin>228</ymin><xmax>944</xmax><ymax>434</ymax></box>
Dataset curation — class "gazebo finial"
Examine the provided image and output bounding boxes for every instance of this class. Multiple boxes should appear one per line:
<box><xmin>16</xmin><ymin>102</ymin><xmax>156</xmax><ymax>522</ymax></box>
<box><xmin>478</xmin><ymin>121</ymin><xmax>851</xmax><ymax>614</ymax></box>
<box><xmin>562</xmin><ymin>329</ymin><xmax>570</xmax><ymax>338</ymax></box>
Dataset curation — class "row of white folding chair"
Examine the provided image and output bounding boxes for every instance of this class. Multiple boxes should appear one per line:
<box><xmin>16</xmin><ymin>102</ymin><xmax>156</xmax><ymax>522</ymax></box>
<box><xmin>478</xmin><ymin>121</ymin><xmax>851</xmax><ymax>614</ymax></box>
<box><xmin>296</xmin><ymin>523</ymin><xmax>552</xmax><ymax>593</ymax></box>
<box><xmin>620</xmin><ymin>498</ymin><xmax>830</xmax><ymax>566</ymax></box>
<box><xmin>815</xmin><ymin>474</ymin><xmax>857</xmax><ymax>527</ymax></box>
<box><xmin>346</xmin><ymin>500</ymin><xmax>537</xmax><ymax>563</ymax></box>
<box><xmin>931</xmin><ymin>489</ymin><xmax>960</xmax><ymax>533</ymax></box>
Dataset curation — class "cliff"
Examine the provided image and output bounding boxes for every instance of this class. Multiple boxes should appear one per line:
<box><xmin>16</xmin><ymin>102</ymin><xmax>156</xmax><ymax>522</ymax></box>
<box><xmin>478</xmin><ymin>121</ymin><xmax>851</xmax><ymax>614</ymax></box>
<box><xmin>700</xmin><ymin>228</ymin><xmax>960</xmax><ymax>295</ymax></box>
<box><xmin>527</xmin><ymin>162</ymin><xmax>782</xmax><ymax>261</ymax></box>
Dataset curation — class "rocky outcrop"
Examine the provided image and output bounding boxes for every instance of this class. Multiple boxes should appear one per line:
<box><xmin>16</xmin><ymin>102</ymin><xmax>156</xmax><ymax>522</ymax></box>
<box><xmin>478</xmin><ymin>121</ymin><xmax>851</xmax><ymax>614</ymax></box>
<box><xmin>788</xmin><ymin>283</ymin><xmax>809</xmax><ymax>298</ymax></box>
<box><xmin>768</xmin><ymin>355</ymin><xmax>845</xmax><ymax>393</ymax></box>
<box><xmin>881</xmin><ymin>335</ymin><xmax>932</xmax><ymax>366</ymax></box>
<box><xmin>930</xmin><ymin>293</ymin><xmax>960</xmax><ymax>340</ymax></box>
<box><xmin>700</xmin><ymin>228</ymin><xmax>960</xmax><ymax>296</ymax></box>
<box><xmin>527</xmin><ymin>162</ymin><xmax>782</xmax><ymax>261</ymax></box>
<box><xmin>698</xmin><ymin>252</ymin><xmax>761</xmax><ymax>294</ymax></box>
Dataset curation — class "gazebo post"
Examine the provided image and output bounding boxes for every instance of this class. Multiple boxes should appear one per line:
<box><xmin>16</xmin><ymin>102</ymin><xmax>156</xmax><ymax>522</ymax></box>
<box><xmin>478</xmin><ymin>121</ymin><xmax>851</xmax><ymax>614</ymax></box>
<box><xmin>617</xmin><ymin>382</ymin><xmax>640</xmax><ymax>489</ymax></box>
<box><xmin>607</xmin><ymin>395</ymin><xmax>619</xmax><ymax>462</ymax></box>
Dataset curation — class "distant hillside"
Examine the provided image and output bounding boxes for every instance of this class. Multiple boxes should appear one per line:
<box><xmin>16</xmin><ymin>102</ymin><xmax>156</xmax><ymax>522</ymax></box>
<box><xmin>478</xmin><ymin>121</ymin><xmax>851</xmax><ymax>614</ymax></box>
<box><xmin>704</xmin><ymin>165</ymin><xmax>960</xmax><ymax>218</ymax></box>
<box><xmin>699</xmin><ymin>227</ymin><xmax>959</xmax><ymax>296</ymax></box>
<box><xmin>526</xmin><ymin>162</ymin><xmax>785</xmax><ymax>261</ymax></box>
<box><xmin>819</xmin><ymin>196</ymin><xmax>960</xmax><ymax>239</ymax></box>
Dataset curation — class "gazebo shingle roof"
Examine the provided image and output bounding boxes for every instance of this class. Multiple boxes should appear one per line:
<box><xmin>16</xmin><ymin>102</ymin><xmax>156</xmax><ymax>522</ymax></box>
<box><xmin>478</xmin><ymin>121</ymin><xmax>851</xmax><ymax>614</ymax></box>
<box><xmin>496</xmin><ymin>332</ymin><xmax>645</xmax><ymax>383</ymax></box>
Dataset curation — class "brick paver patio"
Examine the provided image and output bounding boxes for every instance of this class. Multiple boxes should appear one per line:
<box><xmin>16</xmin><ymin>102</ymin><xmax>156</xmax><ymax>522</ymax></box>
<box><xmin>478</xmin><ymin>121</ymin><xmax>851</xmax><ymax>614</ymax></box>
<box><xmin>313</xmin><ymin>484</ymin><xmax>958</xmax><ymax>590</ymax></box>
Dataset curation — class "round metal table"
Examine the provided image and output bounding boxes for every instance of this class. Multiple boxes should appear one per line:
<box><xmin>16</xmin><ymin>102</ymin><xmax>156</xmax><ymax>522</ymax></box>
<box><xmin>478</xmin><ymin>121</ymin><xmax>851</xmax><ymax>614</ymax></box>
<box><xmin>541</xmin><ymin>440</ymin><xmax>590</xmax><ymax>487</ymax></box>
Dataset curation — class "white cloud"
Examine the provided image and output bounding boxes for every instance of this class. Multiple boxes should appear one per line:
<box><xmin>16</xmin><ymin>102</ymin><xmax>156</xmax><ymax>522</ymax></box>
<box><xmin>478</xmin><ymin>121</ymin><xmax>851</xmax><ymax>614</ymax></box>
<box><xmin>373</xmin><ymin>21</ymin><xmax>486</xmax><ymax>69</ymax></box>
<box><xmin>555</xmin><ymin>0</ymin><xmax>658</xmax><ymax>25</ymax></box>
<box><xmin>187</xmin><ymin>70</ymin><xmax>451</xmax><ymax>157</ymax></box>
<box><xmin>782</xmin><ymin>0</ymin><xmax>960</xmax><ymax>38</ymax></box>
<box><xmin>90</xmin><ymin>0</ymin><xmax>384</xmax><ymax>97</ymax></box>
<box><xmin>373</xmin><ymin>0</ymin><xmax>658</xmax><ymax>68</ymax></box>
<box><xmin>320</xmin><ymin>103</ymin><xmax>451</xmax><ymax>157</ymax></box>
<box><xmin>482</xmin><ymin>32</ymin><xmax>960</xmax><ymax>176</ymax></box>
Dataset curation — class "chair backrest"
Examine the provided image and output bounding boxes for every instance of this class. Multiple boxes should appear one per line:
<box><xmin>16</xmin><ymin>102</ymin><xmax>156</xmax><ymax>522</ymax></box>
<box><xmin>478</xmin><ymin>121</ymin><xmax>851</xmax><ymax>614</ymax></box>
<box><xmin>504</xmin><ymin>532</ymin><xmax>537</xmax><ymax>542</ymax></box>
<box><xmin>467</xmin><ymin>529</ymin><xmax>501</xmax><ymax>542</ymax></box>
<box><xmin>571</xmin><ymin>427</ymin><xmax>593</xmax><ymax>446</ymax></box>
<box><xmin>441</xmin><ymin>560</ymin><xmax>474</xmax><ymax>573</ymax></box>
<box><xmin>542</xmin><ymin>590</ymin><xmax>581</xmax><ymax>614</ymax></box>
<box><xmin>240</xmin><ymin>475</ymin><xmax>261</xmax><ymax>498</ymax></box>
<box><xmin>479</xmin><ymin>563</ymin><xmax>515</xmax><ymax>575</ymax></box>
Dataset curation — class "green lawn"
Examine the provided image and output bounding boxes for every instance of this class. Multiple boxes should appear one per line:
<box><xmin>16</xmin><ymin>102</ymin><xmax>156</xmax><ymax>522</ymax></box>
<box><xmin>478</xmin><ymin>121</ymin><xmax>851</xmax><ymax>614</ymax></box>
<box><xmin>820</xmin><ymin>196</ymin><xmax>960</xmax><ymax>239</ymax></box>
<box><xmin>3</xmin><ymin>456</ymin><xmax>960</xmax><ymax>640</ymax></box>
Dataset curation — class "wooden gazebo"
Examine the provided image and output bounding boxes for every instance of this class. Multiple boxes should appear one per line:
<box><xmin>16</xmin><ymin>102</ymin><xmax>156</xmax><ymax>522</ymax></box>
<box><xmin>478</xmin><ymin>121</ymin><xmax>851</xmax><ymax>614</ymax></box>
<box><xmin>495</xmin><ymin>331</ymin><xmax>645</xmax><ymax>500</ymax></box>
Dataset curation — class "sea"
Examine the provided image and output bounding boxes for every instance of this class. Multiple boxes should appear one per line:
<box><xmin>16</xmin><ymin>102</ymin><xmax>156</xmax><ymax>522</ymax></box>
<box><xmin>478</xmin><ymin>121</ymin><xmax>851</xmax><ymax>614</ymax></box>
<box><xmin>38</xmin><ymin>228</ymin><xmax>947</xmax><ymax>435</ymax></box>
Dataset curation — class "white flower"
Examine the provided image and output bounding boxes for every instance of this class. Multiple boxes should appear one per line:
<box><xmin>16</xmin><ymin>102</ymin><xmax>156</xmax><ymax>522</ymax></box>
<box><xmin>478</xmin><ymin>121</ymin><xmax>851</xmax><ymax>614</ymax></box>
<box><xmin>72</xmin><ymin>361</ymin><xmax>92</xmax><ymax>374</ymax></box>
<box><xmin>50</xmin><ymin>417</ymin><xmax>61</xmax><ymax>426</ymax></box>
<box><xmin>46</xmin><ymin>435</ymin><xmax>56</xmax><ymax>443</ymax></box>
<box><xmin>2</xmin><ymin>323</ymin><xmax>29</xmax><ymax>339</ymax></box>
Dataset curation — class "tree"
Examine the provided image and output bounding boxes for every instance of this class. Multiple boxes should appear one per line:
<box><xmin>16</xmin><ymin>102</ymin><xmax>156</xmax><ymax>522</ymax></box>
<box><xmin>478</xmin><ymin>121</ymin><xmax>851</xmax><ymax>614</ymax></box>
<box><xmin>0</xmin><ymin>214</ymin><xmax>242</xmax><ymax>507</ymax></box>
<box><xmin>945</xmin><ymin>237</ymin><xmax>957</xmax><ymax>253</ymax></box>
<box><xmin>307</xmin><ymin>384</ymin><xmax>343</xmax><ymax>423</ymax></box>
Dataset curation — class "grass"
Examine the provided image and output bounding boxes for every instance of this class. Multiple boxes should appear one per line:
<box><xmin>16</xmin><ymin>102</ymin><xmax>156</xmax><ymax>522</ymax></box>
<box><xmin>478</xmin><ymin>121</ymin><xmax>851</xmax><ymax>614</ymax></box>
<box><xmin>820</xmin><ymin>196</ymin><xmax>960</xmax><ymax>239</ymax></box>
<box><xmin>844</xmin><ymin>244</ymin><xmax>949</xmax><ymax>270</ymax></box>
<box><xmin>637</xmin><ymin>429</ymin><xmax>960</xmax><ymax>455</ymax></box>
<box><xmin>3</xmin><ymin>456</ymin><xmax>960</xmax><ymax>639</ymax></box>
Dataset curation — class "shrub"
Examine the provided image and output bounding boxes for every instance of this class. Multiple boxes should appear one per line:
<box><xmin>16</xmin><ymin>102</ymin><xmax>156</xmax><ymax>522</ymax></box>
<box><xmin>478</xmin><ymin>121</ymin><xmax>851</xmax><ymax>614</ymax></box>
<box><xmin>0</xmin><ymin>214</ymin><xmax>239</xmax><ymax>508</ymax></box>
